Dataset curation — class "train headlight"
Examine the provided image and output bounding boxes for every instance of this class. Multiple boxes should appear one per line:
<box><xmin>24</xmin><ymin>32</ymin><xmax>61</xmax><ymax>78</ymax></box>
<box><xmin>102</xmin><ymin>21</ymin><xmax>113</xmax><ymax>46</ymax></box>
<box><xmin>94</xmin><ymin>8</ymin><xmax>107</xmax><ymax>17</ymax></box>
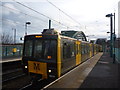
<box><xmin>25</xmin><ymin>66</ymin><xmax>27</xmax><ymax>69</ymax></box>
<box><xmin>48</xmin><ymin>70</ymin><xmax>52</xmax><ymax>73</ymax></box>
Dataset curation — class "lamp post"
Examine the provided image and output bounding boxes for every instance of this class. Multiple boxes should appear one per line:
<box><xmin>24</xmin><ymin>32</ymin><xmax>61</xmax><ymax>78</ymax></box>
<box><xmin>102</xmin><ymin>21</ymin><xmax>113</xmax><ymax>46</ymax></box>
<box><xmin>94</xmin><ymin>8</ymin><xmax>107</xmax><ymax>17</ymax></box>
<box><xmin>49</xmin><ymin>20</ymin><xmax>51</xmax><ymax>29</ymax></box>
<box><xmin>106</xmin><ymin>13</ymin><xmax>113</xmax><ymax>57</ymax></box>
<box><xmin>25</xmin><ymin>22</ymin><xmax>31</xmax><ymax>36</ymax></box>
<box><xmin>113</xmin><ymin>13</ymin><xmax>116</xmax><ymax>63</ymax></box>
<box><xmin>106</xmin><ymin>13</ymin><xmax>116</xmax><ymax>62</ymax></box>
<box><xmin>12</xmin><ymin>28</ymin><xmax>16</xmax><ymax>44</ymax></box>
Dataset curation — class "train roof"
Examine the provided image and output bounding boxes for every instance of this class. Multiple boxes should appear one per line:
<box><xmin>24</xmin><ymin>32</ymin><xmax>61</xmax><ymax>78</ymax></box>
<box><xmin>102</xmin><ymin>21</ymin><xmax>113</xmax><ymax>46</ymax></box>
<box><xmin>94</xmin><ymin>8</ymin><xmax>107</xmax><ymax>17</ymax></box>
<box><xmin>25</xmin><ymin>29</ymin><xmax>95</xmax><ymax>44</ymax></box>
<box><xmin>25</xmin><ymin>34</ymin><xmax>92</xmax><ymax>44</ymax></box>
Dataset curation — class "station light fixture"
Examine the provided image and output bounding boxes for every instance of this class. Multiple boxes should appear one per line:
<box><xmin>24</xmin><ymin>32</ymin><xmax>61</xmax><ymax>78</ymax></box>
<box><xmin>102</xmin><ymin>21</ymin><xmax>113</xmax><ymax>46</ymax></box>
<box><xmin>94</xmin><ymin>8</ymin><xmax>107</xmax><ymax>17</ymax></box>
<box><xmin>107</xmin><ymin>32</ymin><xmax>110</xmax><ymax>33</ymax></box>
<box><xmin>106</xmin><ymin>14</ymin><xmax>113</xmax><ymax>17</ymax></box>
<box><xmin>25</xmin><ymin>21</ymin><xmax>31</xmax><ymax>36</ymax></box>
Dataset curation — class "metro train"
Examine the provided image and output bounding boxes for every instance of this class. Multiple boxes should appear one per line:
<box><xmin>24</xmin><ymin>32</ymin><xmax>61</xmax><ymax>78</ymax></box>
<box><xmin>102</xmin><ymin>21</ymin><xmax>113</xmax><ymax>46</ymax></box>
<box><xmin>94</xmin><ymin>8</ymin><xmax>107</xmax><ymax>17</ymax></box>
<box><xmin>21</xmin><ymin>29</ymin><xmax>102</xmax><ymax>81</ymax></box>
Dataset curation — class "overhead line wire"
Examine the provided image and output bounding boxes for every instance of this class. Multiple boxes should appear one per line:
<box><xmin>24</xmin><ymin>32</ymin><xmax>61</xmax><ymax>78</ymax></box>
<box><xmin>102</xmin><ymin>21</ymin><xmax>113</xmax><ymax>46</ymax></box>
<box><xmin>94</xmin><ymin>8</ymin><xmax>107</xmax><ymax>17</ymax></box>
<box><xmin>12</xmin><ymin>0</ymin><xmax>69</xmax><ymax>28</ymax></box>
<box><xmin>46</xmin><ymin>0</ymin><xmax>81</xmax><ymax>26</ymax></box>
<box><xmin>1</xmin><ymin>4</ymin><xmax>47</xmax><ymax>24</ymax></box>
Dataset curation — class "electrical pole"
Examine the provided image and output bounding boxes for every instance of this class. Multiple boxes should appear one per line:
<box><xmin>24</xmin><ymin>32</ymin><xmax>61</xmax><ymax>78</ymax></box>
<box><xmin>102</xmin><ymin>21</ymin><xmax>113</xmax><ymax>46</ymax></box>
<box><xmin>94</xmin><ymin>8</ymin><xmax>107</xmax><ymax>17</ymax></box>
<box><xmin>106</xmin><ymin>13</ymin><xmax>113</xmax><ymax>57</ymax></box>
<box><xmin>113</xmin><ymin>12</ymin><xmax>116</xmax><ymax>63</ymax></box>
<box><xmin>49</xmin><ymin>20</ymin><xmax>51</xmax><ymax>29</ymax></box>
<box><xmin>110</xmin><ymin>13</ymin><xmax>113</xmax><ymax>57</ymax></box>
<box><xmin>25</xmin><ymin>22</ymin><xmax>31</xmax><ymax>36</ymax></box>
<box><xmin>12</xmin><ymin>28</ymin><xmax>16</xmax><ymax>44</ymax></box>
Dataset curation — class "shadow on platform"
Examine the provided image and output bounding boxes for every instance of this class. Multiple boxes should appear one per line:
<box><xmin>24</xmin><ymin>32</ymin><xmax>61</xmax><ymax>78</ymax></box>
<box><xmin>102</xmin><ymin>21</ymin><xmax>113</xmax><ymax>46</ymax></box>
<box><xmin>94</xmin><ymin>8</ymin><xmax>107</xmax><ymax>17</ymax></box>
<box><xmin>80</xmin><ymin>52</ymin><xmax>119</xmax><ymax>88</ymax></box>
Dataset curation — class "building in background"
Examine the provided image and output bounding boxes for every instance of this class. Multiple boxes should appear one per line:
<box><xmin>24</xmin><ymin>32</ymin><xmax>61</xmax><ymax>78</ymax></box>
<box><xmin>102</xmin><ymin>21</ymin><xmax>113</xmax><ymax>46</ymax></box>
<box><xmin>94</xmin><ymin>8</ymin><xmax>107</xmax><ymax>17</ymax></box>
<box><xmin>95</xmin><ymin>38</ymin><xmax>107</xmax><ymax>52</ymax></box>
<box><xmin>61</xmin><ymin>30</ymin><xmax>87</xmax><ymax>41</ymax></box>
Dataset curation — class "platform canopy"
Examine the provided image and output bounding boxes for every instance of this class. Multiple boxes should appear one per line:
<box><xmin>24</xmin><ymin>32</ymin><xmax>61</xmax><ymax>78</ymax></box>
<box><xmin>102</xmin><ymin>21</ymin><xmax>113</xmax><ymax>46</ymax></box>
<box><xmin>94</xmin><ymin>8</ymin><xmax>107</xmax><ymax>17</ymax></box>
<box><xmin>61</xmin><ymin>30</ymin><xmax>87</xmax><ymax>41</ymax></box>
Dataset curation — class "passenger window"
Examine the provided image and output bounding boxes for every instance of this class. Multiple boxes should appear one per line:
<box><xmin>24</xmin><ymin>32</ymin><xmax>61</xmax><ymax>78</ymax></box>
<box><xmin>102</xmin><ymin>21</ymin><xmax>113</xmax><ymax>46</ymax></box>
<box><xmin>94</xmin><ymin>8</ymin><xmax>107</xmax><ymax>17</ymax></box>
<box><xmin>81</xmin><ymin>44</ymin><xmax>84</xmax><ymax>54</ymax></box>
<box><xmin>63</xmin><ymin>41</ymin><xmax>75</xmax><ymax>59</ymax></box>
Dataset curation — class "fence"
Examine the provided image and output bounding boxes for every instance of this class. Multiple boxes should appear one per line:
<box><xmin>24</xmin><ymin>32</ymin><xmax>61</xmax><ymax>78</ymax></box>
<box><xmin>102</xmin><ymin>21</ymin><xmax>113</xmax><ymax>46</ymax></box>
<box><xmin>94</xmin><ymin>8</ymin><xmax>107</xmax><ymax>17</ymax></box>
<box><xmin>1</xmin><ymin>44</ymin><xmax>23</xmax><ymax>58</ymax></box>
<box><xmin>115</xmin><ymin>38</ymin><xmax>120</xmax><ymax>63</ymax></box>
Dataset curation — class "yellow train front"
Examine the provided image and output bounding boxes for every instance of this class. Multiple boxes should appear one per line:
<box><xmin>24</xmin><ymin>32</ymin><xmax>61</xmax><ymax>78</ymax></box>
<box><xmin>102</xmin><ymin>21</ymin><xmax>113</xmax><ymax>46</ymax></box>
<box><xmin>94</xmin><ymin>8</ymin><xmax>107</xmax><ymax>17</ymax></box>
<box><xmin>22</xmin><ymin>29</ymin><xmax>101</xmax><ymax>80</ymax></box>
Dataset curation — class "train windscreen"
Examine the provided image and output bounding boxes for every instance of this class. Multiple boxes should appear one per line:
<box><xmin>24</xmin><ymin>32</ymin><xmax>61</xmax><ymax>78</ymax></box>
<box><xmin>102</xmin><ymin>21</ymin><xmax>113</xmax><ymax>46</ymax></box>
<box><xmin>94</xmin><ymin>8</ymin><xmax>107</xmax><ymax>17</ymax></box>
<box><xmin>24</xmin><ymin>40</ymin><xmax>33</xmax><ymax>57</ymax></box>
<box><xmin>24</xmin><ymin>39</ymin><xmax>57</xmax><ymax>60</ymax></box>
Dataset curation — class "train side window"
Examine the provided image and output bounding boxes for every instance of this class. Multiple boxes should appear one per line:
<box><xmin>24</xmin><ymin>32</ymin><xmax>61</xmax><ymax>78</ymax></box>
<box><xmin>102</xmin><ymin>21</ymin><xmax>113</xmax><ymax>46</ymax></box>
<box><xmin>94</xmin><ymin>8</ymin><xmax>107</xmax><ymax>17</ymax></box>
<box><xmin>63</xmin><ymin>41</ymin><xmax>73</xmax><ymax>59</ymax></box>
<box><xmin>67</xmin><ymin>44</ymin><xmax>71</xmax><ymax>58</ymax></box>
<box><xmin>85</xmin><ymin>44</ymin><xmax>87</xmax><ymax>54</ymax></box>
<box><xmin>86</xmin><ymin>44</ymin><xmax>88</xmax><ymax>53</ymax></box>
<box><xmin>85</xmin><ymin>45</ymin><xmax>87</xmax><ymax>53</ymax></box>
<box><xmin>71</xmin><ymin>42</ymin><xmax>75</xmax><ymax>57</ymax></box>
<box><xmin>74</xmin><ymin>42</ymin><xmax>76</xmax><ymax>55</ymax></box>
<box><xmin>87</xmin><ymin>45</ymin><xmax>89</xmax><ymax>53</ymax></box>
<box><xmin>63</xmin><ymin>42</ymin><xmax>67</xmax><ymax>59</ymax></box>
<box><xmin>81</xmin><ymin>44</ymin><xmax>84</xmax><ymax>54</ymax></box>
<box><xmin>88</xmin><ymin>45</ymin><xmax>90</xmax><ymax>53</ymax></box>
<box><xmin>83</xmin><ymin>44</ymin><xmax>85</xmax><ymax>54</ymax></box>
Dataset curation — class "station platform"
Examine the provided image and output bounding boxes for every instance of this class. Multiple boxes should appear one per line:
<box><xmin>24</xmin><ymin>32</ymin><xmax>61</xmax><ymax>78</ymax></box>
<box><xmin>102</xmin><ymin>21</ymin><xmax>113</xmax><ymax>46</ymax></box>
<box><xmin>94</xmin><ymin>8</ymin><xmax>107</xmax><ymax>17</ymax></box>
<box><xmin>43</xmin><ymin>52</ymin><xmax>119</xmax><ymax>89</ymax></box>
<box><xmin>0</xmin><ymin>56</ymin><xmax>22</xmax><ymax>63</ymax></box>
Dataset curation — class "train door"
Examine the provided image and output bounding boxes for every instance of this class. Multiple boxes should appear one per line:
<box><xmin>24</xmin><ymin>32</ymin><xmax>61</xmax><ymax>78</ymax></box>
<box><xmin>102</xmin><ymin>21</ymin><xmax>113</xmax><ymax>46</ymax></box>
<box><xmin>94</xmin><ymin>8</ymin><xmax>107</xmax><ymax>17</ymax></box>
<box><xmin>89</xmin><ymin>43</ymin><xmax>92</xmax><ymax>58</ymax></box>
<box><xmin>57</xmin><ymin>36</ymin><xmax>61</xmax><ymax>78</ymax></box>
<box><xmin>94</xmin><ymin>44</ymin><xmax>96</xmax><ymax>55</ymax></box>
<box><xmin>76</xmin><ymin>41</ymin><xmax>81</xmax><ymax>65</ymax></box>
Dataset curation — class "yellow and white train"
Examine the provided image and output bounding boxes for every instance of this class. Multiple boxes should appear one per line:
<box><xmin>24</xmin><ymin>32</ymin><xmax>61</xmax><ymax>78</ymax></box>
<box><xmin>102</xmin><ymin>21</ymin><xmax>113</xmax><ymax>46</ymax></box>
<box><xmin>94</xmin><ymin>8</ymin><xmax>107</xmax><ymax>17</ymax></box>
<box><xmin>21</xmin><ymin>29</ymin><xmax>102</xmax><ymax>80</ymax></box>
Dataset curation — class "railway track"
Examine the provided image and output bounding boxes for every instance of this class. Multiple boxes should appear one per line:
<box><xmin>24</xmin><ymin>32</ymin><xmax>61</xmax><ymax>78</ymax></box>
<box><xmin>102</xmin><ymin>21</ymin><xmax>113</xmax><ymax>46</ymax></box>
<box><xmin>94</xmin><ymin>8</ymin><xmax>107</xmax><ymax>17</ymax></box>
<box><xmin>2</xmin><ymin>60</ymin><xmax>22</xmax><ymax>71</ymax></box>
<box><xmin>19</xmin><ymin>78</ymin><xmax>54</xmax><ymax>90</ymax></box>
<box><xmin>19</xmin><ymin>79</ymin><xmax>43</xmax><ymax>90</ymax></box>
<box><xmin>2</xmin><ymin>60</ymin><xmax>24</xmax><ymax>83</ymax></box>
<box><xmin>2</xmin><ymin>72</ymin><xmax>25</xmax><ymax>83</ymax></box>
<box><xmin>2</xmin><ymin>60</ymin><xmax>31</xmax><ymax>89</ymax></box>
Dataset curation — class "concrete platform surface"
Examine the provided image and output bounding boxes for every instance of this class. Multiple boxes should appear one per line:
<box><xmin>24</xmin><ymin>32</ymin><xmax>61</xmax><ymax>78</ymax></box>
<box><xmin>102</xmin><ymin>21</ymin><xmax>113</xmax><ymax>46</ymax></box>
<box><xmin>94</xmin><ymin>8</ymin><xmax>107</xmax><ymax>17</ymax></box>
<box><xmin>43</xmin><ymin>53</ymin><xmax>103</xmax><ymax>89</ymax></box>
<box><xmin>80</xmin><ymin>52</ymin><xmax>119</xmax><ymax>88</ymax></box>
<box><xmin>1</xmin><ymin>56</ymin><xmax>22</xmax><ymax>63</ymax></box>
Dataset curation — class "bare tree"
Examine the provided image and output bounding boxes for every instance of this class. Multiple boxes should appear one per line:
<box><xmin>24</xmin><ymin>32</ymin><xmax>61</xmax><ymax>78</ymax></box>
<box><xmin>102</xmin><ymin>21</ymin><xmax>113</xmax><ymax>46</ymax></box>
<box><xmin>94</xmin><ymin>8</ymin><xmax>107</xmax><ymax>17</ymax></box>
<box><xmin>1</xmin><ymin>32</ymin><xmax>14</xmax><ymax>44</ymax></box>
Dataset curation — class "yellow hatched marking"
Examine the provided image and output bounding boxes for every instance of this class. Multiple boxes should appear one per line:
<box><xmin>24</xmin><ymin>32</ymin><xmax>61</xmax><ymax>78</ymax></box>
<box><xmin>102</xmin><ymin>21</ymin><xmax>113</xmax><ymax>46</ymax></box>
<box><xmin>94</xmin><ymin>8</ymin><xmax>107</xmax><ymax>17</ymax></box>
<box><xmin>28</xmin><ymin>61</ymin><xmax>47</xmax><ymax>79</ymax></box>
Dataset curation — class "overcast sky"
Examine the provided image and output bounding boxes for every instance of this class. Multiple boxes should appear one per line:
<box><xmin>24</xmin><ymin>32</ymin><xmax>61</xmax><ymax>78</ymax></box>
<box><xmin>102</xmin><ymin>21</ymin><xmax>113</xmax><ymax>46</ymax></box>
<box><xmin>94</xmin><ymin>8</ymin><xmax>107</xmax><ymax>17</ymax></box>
<box><xmin>1</xmin><ymin>0</ymin><xmax>120</xmax><ymax>42</ymax></box>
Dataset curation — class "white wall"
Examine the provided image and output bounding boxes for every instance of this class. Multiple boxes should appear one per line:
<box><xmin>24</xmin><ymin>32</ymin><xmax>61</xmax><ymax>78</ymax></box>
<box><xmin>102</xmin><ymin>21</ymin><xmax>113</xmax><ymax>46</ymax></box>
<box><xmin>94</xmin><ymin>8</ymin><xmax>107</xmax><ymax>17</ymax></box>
<box><xmin>118</xmin><ymin>1</ymin><xmax>120</xmax><ymax>37</ymax></box>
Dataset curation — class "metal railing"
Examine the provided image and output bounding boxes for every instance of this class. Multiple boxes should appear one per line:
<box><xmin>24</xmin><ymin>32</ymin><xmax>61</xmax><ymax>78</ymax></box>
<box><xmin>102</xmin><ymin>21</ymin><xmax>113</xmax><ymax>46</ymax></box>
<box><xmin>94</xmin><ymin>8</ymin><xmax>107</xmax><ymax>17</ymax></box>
<box><xmin>1</xmin><ymin>44</ymin><xmax>23</xmax><ymax>58</ymax></box>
